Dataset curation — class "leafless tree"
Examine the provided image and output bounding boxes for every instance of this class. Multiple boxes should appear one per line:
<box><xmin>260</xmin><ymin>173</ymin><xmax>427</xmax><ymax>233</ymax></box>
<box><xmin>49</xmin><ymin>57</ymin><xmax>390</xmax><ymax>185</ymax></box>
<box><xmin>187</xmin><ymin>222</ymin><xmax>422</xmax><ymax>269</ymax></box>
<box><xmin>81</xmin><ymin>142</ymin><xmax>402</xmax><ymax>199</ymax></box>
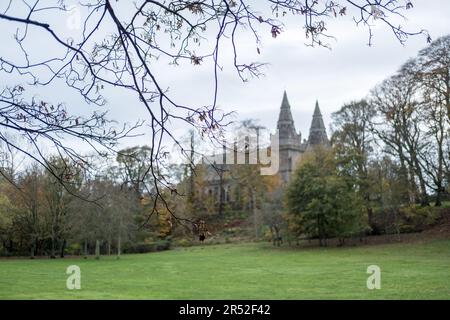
<box><xmin>0</xmin><ymin>0</ymin><xmax>429</xmax><ymax>220</ymax></box>
<box><xmin>0</xmin><ymin>85</ymin><xmax>141</xmax><ymax>190</ymax></box>
<box><xmin>414</xmin><ymin>36</ymin><xmax>450</xmax><ymax>205</ymax></box>
<box><xmin>370</xmin><ymin>68</ymin><xmax>429</xmax><ymax>206</ymax></box>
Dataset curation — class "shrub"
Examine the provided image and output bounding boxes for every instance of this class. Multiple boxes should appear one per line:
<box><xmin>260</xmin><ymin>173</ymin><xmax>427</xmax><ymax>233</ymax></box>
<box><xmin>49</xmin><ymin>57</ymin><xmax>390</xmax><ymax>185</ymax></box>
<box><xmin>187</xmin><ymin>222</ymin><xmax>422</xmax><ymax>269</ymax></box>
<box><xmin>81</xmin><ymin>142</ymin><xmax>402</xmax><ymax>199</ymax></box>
<box><xmin>123</xmin><ymin>238</ymin><xmax>172</xmax><ymax>254</ymax></box>
<box><xmin>123</xmin><ymin>243</ymin><xmax>156</xmax><ymax>254</ymax></box>
<box><xmin>399</xmin><ymin>205</ymin><xmax>441</xmax><ymax>233</ymax></box>
<box><xmin>66</xmin><ymin>243</ymin><xmax>82</xmax><ymax>255</ymax></box>
<box><xmin>154</xmin><ymin>238</ymin><xmax>171</xmax><ymax>251</ymax></box>
<box><xmin>175</xmin><ymin>238</ymin><xmax>193</xmax><ymax>247</ymax></box>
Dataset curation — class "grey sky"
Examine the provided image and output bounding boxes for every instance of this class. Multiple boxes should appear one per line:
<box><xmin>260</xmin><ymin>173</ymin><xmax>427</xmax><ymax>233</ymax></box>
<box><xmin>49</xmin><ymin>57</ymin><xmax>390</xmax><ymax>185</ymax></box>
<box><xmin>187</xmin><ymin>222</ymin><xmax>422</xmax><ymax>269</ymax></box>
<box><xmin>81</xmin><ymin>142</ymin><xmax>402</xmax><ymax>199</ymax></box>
<box><xmin>1</xmin><ymin>1</ymin><xmax>450</xmax><ymax>158</ymax></box>
<box><xmin>183</xmin><ymin>0</ymin><xmax>450</xmax><ymax>139</ymax></box>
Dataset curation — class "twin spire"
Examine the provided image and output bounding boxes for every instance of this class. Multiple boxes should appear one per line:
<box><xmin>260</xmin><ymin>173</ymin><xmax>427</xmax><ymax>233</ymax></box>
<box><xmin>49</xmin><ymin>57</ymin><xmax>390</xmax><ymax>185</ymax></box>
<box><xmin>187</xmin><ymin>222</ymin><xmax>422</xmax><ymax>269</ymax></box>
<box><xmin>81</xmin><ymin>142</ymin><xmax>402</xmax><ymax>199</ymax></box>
<box><xmin>277</xmin><ymin>91</ymin><xmax>328</xmax><ymax>146</ymax></box>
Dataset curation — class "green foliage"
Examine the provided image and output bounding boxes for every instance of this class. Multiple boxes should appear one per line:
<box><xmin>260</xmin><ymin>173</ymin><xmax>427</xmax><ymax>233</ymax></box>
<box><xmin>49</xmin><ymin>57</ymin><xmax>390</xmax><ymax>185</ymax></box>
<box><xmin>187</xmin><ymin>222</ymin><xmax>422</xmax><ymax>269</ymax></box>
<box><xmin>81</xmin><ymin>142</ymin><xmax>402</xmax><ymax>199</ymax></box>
<box><xmin>370</xmin><ymin>204</ymin><xmax>446</xmax><ymax>235</ymax></box>
<box><xmin>66</xmin><ymin>243</ymin><xmax>82</xmax><ymax>255</ymax></box>
<box><xmin>175</xmin><ymin>238</ymin><xmax>194</xmax><ymax>247</ymax></box>
<box><xmin>398</xmin><ymin>205</ymin><xmax>442</xmax><ymax>233</ymax></box>
<box><xmin>286</xmin><ymin>147</ymin><xmax>367</xmax><ymax>245</ymax></box>
<box><xmin>0</xmin><ymin>193</ymin><xmax>14</xmax><ymax>232</ymax></box>
<box><xmin>123</xmin><ymin>242</ymin><xmax>156</xmax><ymax>254</ymax></box>
<box><xmin>0</xmin><ymin>191</ymin><xmax>15</xmax><ymax>255</ymax></box>
<box><xmin>123</xmin><ymin>238</ymin><xmax>172</xmax><ymax>254</ymax></box>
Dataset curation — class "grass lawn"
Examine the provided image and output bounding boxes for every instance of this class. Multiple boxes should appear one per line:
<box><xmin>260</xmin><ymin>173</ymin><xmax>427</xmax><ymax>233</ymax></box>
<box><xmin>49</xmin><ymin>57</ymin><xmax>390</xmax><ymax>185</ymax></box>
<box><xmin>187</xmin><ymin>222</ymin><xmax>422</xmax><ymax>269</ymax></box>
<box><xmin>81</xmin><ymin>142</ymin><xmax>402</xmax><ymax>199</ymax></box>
<box><xmin>0</xmin><ymin>240</ymin><xmax>449</xmax><ymax>299</ymax></box>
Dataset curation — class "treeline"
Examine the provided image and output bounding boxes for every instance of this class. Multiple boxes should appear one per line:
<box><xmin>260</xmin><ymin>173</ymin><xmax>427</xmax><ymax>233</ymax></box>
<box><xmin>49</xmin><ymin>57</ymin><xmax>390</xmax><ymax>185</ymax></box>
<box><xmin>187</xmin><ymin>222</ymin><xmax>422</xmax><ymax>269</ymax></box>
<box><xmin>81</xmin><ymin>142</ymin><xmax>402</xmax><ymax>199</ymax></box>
<box><xmin>285</xmin><ymin>35</ymin><xmax>450</xmax><ymax>245</ymax></box>
<box><xmin>0</xmin><ymin>146</ymin><xmax>173</xmax><ymax>257</ymax></box>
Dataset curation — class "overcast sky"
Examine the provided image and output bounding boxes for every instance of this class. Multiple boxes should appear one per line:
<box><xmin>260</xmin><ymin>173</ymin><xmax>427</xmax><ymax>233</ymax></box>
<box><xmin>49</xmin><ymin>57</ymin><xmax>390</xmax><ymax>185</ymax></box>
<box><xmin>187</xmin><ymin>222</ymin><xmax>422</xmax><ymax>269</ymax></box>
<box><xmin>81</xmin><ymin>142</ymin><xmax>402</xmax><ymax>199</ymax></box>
<box><xmin>1</xmin><ymin>1</ymin><xmax>450</xmax><ymax>158</ymax></box>
<box><xmin>197</xmin><ymin>0</ymin><xmax>450</xmax><ymax>139</ymax></box>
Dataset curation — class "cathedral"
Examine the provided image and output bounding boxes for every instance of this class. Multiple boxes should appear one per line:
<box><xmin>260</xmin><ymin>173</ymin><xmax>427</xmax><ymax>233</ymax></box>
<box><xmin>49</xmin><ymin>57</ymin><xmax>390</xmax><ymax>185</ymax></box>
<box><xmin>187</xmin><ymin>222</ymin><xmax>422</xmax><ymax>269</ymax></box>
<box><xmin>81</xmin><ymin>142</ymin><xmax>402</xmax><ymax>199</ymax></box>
<box><xmin>277</xmin><ymin>91</ymin><xmax>329</xmax><ymax>183</ymax></box>
<box><xmin>199</xmin><ymin>91</ymin><xmax>329</xmax><ymax>207</ymax></box>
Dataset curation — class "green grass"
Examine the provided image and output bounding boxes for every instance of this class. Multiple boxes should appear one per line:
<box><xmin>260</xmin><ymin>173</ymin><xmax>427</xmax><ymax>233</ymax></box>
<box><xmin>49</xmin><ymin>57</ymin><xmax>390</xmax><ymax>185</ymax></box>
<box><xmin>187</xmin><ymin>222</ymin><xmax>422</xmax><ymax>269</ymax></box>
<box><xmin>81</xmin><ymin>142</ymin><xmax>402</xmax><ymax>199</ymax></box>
<box><xmin>0</xmin><ymin>240</ymin><xmax>449</xmax><ymax>299</ymax></box>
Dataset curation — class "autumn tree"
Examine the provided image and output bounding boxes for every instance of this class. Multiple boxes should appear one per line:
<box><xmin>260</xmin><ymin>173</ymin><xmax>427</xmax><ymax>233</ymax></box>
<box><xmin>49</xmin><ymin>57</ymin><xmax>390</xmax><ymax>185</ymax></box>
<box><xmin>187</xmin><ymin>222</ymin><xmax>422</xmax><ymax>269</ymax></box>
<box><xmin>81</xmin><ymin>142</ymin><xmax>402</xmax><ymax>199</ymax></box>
<box><xmin>69</xmin><ymin>176</ymin><xmax>138</xmax><ymax>258</ymax></box>
<box><xmin>0</xmin><ymin>185</ymin><xmax>16</xmax><ymax>255</ymax></box>
<box><xmin>0</xmin><ymin>0</ymin><xmax>430</xmax><ymax>220</ymax></box>
<box><xmin>13</xmin><ymin>165</ymin><xmax>47</xmax><ymax>258</ymax></box>
<box><xmin>43</xmin><ymin>156</ymin><xmax>82</xmax><ymax>258</ymax></box>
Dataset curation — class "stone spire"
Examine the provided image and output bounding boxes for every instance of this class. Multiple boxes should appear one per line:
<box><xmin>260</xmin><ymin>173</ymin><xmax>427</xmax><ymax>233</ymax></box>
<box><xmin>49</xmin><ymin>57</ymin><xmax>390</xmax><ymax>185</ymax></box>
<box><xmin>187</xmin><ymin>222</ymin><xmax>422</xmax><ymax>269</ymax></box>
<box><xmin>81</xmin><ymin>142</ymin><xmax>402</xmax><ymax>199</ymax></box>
<box><xmin>307</xmin><ymin>100</ymin><xmax>329</xmax><ymax>146</ymax></box>
<box><xmin>276</xmin><ymin>91</ymin><xmax>302</xmax><ymax>184</ymax></box>
<box><xmin>277</xmin><ymin>91</ymin><xmax>299</xmax><ymax>140</ymax></box>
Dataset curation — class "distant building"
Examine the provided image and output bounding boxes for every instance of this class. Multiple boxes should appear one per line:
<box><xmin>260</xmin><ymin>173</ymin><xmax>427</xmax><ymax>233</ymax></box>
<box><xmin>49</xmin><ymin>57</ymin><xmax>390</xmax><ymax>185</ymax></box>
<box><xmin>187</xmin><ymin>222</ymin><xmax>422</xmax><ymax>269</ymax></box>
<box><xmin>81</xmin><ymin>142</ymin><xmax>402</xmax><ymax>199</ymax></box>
<box><xmin>277</xmin><ymin>91</ymin><xmax>329</xmax><ymax>183</ymax></box>
<box><xmin>198</xmin><ymin>91</ymin><xmax>329</xmax><ymax>207</ymax></box>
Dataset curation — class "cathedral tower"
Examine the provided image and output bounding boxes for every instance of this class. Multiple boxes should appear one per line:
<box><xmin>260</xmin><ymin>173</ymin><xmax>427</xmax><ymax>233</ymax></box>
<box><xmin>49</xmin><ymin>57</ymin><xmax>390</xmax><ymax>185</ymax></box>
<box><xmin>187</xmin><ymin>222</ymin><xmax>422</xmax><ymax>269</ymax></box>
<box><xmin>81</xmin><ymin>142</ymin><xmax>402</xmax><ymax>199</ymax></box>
<box><xmin>277</xmin><ymin>91</ymin><xmax>302</xmax><ymax>183</ymax></box>
<box><xmin>307</xmin><ymin>100</ymin><xmax>329</xmax><ymax>148</ymax></box>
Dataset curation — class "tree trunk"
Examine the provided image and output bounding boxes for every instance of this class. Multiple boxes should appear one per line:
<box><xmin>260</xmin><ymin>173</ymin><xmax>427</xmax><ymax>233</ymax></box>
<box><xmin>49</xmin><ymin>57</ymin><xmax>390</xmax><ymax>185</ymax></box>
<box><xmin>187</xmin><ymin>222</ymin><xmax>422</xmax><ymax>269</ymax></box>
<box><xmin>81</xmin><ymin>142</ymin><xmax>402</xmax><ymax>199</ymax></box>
<box><xmin>408</xmin><ymin>166</ymin><xmax>418</xmax><ymax>204</ymax></box>
<box><xmin>50</xmin><ymin>236</ymin><xmax>56</xmax><ymax>259</ymax></box>
<box><xmin>367</xmin><ymin>207</ymin><xmax>373</xmax><ymax>231</ymax></box>
<box><xmin>252</xmin><ymin>191</ymin><xmax>258</xmax><ymax>239</ymax></box>
<box><xmin>30</xmin><ymin>237</ymin><xmax>38</xmax><ymax>259</ymax></box>
<box><xmin>398</xmin><ymin>148</ymin><xmax>411</xmax><ymax>204</ymax></box>
<box><xmin>417</xmin><ymin>172</ymin><xmax>429</xmax><ymax>206</ymax></box>
<box><xmin>117</xmin><ymin>235</ymin><xmax>121</xmax><ymax>259</ymax></box>
<box><xmin>60</xmin><ymin>239</ymin><xmax>66</xmax><ymax>258</ymax></box>
<box><xmin>95</xmin><ymin>240</ymin><xmax>100</xmax><ymax>259</ymax></box>
<box><xmin>84</xmin><ymin>240</ymin><xmax>88</xmax><ymax>259</ymax></box>
<box><xmin>30</xmin><ymin>244</ymin><xmax>35</xmax><ymax>259</ymax></box>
